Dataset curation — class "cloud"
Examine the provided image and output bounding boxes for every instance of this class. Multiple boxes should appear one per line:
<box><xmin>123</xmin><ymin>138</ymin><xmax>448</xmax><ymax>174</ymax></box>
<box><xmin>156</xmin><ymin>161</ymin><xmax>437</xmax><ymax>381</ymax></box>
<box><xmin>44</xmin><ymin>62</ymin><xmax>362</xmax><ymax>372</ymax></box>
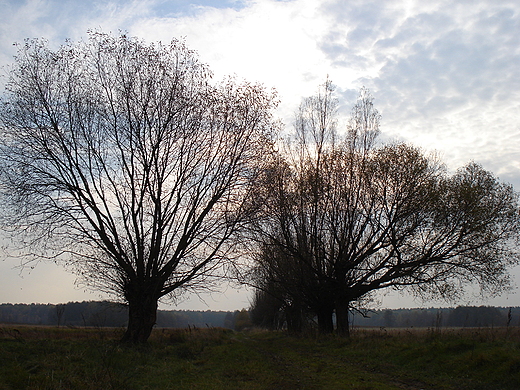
<box><xmin>315</xmin><ymin>0</ymin><xmax>520</xmax><ymax>189</ymax></box>
<box><xmin>129</xmin><ymin>0</ymin><xmax>338</xmax><ymax>122</ymax></box>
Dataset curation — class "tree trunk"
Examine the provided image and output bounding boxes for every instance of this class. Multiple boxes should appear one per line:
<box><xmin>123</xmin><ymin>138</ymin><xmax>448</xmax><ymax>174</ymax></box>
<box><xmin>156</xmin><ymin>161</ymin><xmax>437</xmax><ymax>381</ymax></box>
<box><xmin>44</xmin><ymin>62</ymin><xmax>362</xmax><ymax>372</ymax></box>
<box><xmin>285</xmin><ymin>302</ymin><xmax>303</xmax><ymax>334</ymax></box>
<box><xmin>317</xmin><ymin>307</ymin><xmax>334</xmax><ymax>334</ymax></box>
<box><xmin>122</xmin><ymin>282</ymin><xmax>160</xmax><ymax>343</ymax></box>
<box><xmin>335</xmin><ymin>300</ymin><xmax>350</xmax><ymax>337</ymax></box>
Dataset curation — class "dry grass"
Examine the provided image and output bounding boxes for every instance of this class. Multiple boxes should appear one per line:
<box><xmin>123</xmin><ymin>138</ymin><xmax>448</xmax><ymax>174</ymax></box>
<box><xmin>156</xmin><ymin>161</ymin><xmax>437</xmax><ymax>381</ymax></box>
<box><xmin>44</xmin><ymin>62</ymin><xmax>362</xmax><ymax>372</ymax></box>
<box><xmin>1</xmin><ymin>325</ymin><xmax>519</xmax><ymax>389</ymax></box>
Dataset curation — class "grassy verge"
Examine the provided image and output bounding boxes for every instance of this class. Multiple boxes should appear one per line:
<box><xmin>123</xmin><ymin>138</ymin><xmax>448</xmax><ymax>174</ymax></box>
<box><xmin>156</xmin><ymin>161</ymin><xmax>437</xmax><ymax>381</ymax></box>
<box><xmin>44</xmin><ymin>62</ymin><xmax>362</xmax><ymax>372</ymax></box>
<box><xmin>1</xmin><ymin>325</ymin><xmax>519</xmax><ymax>389</ymax></box>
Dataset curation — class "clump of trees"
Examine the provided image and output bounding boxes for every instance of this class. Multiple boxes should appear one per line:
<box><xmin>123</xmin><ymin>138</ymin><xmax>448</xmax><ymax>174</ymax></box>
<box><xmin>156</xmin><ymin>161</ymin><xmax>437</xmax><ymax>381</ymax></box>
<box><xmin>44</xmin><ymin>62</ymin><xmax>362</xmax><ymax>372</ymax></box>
<box><xmin>246</xmin><ymin>81</ymin><xmax>520</xmax><ymax>336</ymax></box>
<box><xmin>0</xmin><ymin>33</ymin><xmax>518</xmax><ymax>342</ymax></box>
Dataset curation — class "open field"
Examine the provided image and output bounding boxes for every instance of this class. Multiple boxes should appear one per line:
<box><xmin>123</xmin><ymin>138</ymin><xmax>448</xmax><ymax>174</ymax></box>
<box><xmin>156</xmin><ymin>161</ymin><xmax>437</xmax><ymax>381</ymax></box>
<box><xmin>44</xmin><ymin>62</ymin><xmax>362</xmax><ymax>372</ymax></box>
<box><xmin>1</xmin><ymin>325</ymin><xmax>520</xmax><ymax>389</ymax></box>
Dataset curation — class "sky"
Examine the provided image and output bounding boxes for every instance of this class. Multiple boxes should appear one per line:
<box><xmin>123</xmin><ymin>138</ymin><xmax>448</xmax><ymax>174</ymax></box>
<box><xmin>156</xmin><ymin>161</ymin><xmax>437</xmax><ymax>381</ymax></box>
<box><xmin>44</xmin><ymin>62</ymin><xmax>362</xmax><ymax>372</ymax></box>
<box><xmin>0</xmin><ymin>0</ymin><xmax>519</xmax><ymax>311</ymax></box>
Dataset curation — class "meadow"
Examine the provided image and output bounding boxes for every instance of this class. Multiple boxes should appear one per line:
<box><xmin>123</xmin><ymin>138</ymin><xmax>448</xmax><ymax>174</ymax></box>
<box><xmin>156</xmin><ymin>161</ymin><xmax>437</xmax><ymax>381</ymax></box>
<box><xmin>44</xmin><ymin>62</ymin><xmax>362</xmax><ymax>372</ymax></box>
<box><xmin>1</xmin><ymin>325</ymin><xmax>519</xmax><ymax>389</ymax></box>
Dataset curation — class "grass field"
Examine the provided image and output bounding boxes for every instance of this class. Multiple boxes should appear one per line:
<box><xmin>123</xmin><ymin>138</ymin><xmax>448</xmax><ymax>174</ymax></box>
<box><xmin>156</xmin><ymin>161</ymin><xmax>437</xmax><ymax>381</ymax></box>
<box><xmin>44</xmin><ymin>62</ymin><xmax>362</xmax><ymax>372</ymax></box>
<box><xmin>1</xmin><ymin>325</ymin><xmax>520</xmax><ymax>389</ymax></box>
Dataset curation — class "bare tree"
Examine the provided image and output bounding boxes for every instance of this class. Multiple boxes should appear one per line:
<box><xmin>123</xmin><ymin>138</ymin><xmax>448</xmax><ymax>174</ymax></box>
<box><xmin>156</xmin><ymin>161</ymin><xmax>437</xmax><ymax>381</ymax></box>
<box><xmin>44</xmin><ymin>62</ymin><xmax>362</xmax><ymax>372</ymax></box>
<box><xmin>55</xmin><ymin>304</ymin><xmax>65</xmax><ymax>327</ymax></box>
<box><xmin>0</xmin><ymin>32</ymin><xmax>277</xmax><ymax>343</ymax></box>
<box><xmin>249</xmin><ymin>82</ymin><xmax>520</xmax><ymax>336</ymax></box>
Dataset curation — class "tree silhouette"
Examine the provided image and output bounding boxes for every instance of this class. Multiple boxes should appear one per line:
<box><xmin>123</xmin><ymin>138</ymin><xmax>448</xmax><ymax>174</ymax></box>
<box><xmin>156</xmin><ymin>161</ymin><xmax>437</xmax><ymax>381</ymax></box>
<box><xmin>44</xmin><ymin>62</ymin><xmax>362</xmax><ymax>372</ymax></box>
<box><xmin>0</xmin><ymin>32</ymin><xmax>277</xmax><ymax>343</ymax></box>
<box><xmin>248</xmin><ymin>81</ymin><xmax>520</xmax><ymax>336</ymax></box>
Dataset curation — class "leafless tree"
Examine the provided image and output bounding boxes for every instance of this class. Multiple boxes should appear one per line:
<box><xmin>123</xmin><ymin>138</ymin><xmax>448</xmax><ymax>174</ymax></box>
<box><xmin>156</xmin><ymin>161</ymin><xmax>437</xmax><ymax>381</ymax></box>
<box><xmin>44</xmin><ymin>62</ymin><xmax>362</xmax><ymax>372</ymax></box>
<box><xmin>55</xmin><ymin>304</ymin><xmax>65</xmax><ymax>327</ymax></box>
<box><xmin>249</xmin><ymin>82</ymin><xmax>520</xmax><ymax>336</ymax></box>
<box><xmin>0</xmin><ymin>32</ymin><xmax>277</xmax><ymax>343</ymax></box>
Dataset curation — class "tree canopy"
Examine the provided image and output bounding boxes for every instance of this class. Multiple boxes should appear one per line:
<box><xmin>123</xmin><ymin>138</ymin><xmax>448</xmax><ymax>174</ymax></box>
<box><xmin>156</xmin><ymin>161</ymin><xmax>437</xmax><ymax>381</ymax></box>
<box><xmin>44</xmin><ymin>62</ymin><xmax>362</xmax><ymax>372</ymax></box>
<box><xmin>247</xmin><ymin>81</ymin><xmax>520</xmax><ymax>335</ymax></box>
<box><xmin>0</xmin><ymin>32</ymin><xmax>277</xmax><ymax>342</ymax></box>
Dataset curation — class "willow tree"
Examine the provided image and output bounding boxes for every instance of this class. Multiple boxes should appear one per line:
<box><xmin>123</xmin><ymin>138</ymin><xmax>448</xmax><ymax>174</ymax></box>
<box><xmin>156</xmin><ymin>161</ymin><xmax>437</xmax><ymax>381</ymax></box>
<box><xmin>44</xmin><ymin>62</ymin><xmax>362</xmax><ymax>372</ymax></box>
<box><xmin>249</xmin><ymin>82</ymin><xmax>520</xmax><ymax>336</ymax></box>
<box><xmin>0</xmin><ymin>32</ymin><xmax>277</xmax><ymax>343</ymax></box>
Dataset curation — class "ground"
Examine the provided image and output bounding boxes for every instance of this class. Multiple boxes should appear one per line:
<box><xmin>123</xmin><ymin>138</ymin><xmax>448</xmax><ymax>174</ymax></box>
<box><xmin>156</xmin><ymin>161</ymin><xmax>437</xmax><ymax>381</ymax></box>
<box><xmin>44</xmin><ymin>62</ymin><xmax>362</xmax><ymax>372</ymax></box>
<box><xmin>1</xmin><ymin>325</ymin><xmax>519</xmax><ymax>389</ymax></box>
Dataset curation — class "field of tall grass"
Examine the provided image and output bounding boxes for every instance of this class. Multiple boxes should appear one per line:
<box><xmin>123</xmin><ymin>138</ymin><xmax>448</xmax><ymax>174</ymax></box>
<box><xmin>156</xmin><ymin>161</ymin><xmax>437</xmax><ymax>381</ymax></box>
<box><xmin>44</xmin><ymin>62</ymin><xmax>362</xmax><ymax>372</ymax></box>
<box><xmin>1</xmin><ymin>324</ymin><xmax>519</xmax><ymax>389</ymax></box>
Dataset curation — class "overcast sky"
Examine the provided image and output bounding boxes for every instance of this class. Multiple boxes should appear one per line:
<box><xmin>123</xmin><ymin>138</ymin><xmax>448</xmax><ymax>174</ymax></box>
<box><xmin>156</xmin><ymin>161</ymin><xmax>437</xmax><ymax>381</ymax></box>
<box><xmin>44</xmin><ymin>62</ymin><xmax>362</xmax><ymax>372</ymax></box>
<box><xmin>0</xmin><ymin>0</ymin><xmax>519</xmax><ymax>311</ymax></box>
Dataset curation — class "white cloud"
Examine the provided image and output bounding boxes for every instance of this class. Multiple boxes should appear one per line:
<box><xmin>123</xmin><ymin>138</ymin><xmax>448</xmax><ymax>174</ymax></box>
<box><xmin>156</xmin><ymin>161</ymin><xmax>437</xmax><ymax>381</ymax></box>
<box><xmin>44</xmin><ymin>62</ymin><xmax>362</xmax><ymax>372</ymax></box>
<box><xmin>129</xmin><ymin>0</ymin><xmax>339</xmax><ymax>122</ymax></box>
<box><xmin>315</xmin><ymin>0</ymin><xmax>520</xmax><ymax>189</ymax></box>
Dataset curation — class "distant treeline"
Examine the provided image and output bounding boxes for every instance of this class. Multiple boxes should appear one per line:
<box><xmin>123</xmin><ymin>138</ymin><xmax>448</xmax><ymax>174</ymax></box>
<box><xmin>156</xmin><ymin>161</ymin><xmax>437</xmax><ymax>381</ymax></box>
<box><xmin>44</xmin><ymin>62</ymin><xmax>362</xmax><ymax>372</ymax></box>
<box><xmin>2</xmin><ymin>302</ymin><xmax>519</xmax><ymax>329</ymax></box>
<box><xmin>250</xmin><ymin>305</ymin><xmax>520</xmax><ymax>330</ymax></box>
<box><xmin>0</xmin><ymin>301</ymin><xmax>235</xmax><ymax>329</ymax></box>
<box><xmin>352</xmin><ymin>306</ymin><xmax>520</xmax><ymax>328</ymax></box>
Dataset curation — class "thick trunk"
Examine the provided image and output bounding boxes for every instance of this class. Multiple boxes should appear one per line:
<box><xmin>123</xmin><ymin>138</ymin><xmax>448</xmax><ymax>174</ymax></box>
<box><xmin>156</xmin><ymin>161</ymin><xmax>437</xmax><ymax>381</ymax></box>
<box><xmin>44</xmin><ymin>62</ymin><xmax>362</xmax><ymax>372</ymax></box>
<box><xmin>335</xmin><ymin>299</ymin><xmax>350</xmax><ymax>337</ymax></box>
<box><xmin>122</xmin><ymin>282</ymin><xmax>160</xmax><ymax>343</ymax></box>
<box><xmin>285</xmin><ymin>303</ymin><xmax>304</xmax><ymax>334</ymax></box>
<box><xmin>317</xmin><ymin>307</ymin><xmax>334</xmax><ymax>334</ymax></box>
